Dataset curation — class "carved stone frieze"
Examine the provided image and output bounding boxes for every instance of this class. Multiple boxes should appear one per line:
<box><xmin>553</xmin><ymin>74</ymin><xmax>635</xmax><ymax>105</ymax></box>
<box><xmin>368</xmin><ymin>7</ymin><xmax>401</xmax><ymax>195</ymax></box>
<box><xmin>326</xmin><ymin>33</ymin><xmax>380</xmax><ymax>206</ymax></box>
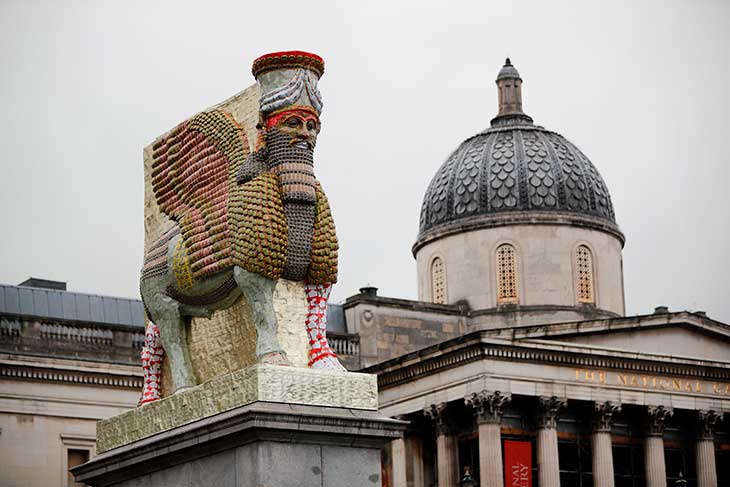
<box><xmin>464</xmin><ymin>390</ymin><xmax>511</xmax><ymax>425</ymax></box>
<box><xmin>593</xmin><ymin>401</ymin><xmax>621</xmax><ymax>432</ymax></box>
<box><xmin>96</xmin><ymin>364</ymin><xmax>377</xmax><ymax>453</ymax></box>
<box><xmin>697</xmin><ymin>410</ymin><xmax>723</xmax><ymax>440</ymax></box>
<box><xmin>646</xmin><ymin>405</ymin><xmax>674</xmax><ymax>436</ymax></box>
<box><xmin>423</xmin><ymin>402</ymin><xmax>450</xmax><ymax>435</ymax></box>
<box><xmin>537</xmin><ymin>396</ymin><xmax>567</xmax><ymax>429</ymax></box>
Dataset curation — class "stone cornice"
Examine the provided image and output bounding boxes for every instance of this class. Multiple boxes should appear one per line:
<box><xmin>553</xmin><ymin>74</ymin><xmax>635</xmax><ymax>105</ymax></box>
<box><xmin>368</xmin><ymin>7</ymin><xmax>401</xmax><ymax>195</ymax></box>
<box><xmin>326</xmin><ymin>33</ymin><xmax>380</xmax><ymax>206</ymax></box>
<box><xmin>485</xmin><ymin>311</ymin><xmax>730</xmax><ymax>342</ymax></box>
<box><xmin>0</xmin><ymin>352</ymin><xmax>143</xmax><ymax>389</ymax></box>
<box><xmin>343</xmin><ymin>294</ymin><xmax>467</xmax><ymax>315</ymax></box>
<box><xmin>366</xmin><ymin>332</ymin><xmax>730</xmax><ymax>390</ymax></box>
<box><xmin>0</xmin><ymin>311</ymin><xmax>144</xmax><ymax>332</ymax></box>
<box><xmin>413</xmin><ymin>210</ymin><xmax>625</xmax><ymax>255</ymax></box>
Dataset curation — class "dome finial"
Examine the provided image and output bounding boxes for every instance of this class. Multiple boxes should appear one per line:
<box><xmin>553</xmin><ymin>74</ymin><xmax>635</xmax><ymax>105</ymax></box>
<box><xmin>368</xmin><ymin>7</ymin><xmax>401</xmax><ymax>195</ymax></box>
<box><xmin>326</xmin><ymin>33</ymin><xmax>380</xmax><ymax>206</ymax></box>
<box><xmin>492</xmin><ymin>59</ymin><xmax>533</xmax><ymax>127</ymax></box>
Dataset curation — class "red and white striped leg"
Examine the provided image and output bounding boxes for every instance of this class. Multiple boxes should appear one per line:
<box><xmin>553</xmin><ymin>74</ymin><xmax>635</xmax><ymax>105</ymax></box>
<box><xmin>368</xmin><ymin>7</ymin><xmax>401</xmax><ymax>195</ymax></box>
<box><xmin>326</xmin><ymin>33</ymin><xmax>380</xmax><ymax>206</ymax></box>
<box><xmin>305</xmin><ymin>283</ymin><xmax>345</xmax><ymax>371</ymax></box>
<box><xmin>138</xmin><ymin>321</ymin><xmax>164</xmax><ymax>406</ymax></box>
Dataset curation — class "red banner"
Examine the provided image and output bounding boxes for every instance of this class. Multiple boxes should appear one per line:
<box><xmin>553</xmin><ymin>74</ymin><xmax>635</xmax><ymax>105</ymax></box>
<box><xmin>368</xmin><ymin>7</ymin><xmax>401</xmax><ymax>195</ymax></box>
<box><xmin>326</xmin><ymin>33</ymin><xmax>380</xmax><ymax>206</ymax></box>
<box><xmin>504</xmin><ymin>440</ymin><xmax>532</xmax><ymax>487</ymax></box>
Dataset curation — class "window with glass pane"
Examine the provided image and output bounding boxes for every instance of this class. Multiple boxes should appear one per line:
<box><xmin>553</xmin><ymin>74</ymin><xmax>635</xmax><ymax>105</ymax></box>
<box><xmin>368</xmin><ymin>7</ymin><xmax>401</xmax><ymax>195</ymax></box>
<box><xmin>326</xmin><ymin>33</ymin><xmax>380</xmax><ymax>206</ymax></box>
<box><xmin>612</xmin><ymin>444</ymin><xmax>645</xmax><ymax>487</ymax></box>
<box><xmin>430</xmin><ymin>257</ymin><xmax>446</xmax><ymax>304</ymax></box>
<box><xmin>665</xmin><ymin>446</ymin><xmax>697</xmax><ymax>486</ymax></box>
<box><xmin>496</xmin><ymin>244</ymin><xmax>518</xmax><ymax>303</ymax></box>
<box><xmin>559</xmin><ymin>438</ymin><xmax>592</xmax><ymax>487</ymax></box>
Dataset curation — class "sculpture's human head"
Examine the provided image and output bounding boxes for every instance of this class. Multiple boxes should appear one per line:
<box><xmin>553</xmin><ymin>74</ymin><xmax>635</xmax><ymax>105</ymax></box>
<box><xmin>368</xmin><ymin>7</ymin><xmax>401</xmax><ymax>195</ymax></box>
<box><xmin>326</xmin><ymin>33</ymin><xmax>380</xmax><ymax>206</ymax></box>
<box><xmin>265</xmin><ymin>106</ymin><xmax>321</xmax><ymax>150</ymax></box>
<box><xmin>253</xmin><ymin>51</ymin><xmax>325</xmax><ymax>203</ymax></box>
<box><xmin>253</xmin><ymin>50</ymin><xmax>324</xmax><ymax>144</ymax></box>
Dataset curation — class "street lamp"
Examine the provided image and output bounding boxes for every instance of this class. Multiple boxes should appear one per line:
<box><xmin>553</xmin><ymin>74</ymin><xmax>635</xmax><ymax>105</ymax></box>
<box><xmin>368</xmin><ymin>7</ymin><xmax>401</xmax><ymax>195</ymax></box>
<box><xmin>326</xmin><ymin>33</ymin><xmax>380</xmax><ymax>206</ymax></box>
<box><xmin>458</xmin><ymin>466</ymin><xmax>477</xmax><ymax>487</ymax></box>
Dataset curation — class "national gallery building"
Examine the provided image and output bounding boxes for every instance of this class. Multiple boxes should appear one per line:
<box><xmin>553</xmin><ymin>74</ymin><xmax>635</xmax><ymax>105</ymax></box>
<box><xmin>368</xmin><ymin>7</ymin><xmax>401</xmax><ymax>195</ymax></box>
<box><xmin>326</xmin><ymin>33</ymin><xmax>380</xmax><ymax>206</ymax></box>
<box><xmin>344</xmin><ymin>61</ymin><xmax>730</xmax><ymax>487</ymax></box>
<box><xmin>1</xmin><ymin>60</ymin><xmax>728</xmax><ymax>487</ymax></box>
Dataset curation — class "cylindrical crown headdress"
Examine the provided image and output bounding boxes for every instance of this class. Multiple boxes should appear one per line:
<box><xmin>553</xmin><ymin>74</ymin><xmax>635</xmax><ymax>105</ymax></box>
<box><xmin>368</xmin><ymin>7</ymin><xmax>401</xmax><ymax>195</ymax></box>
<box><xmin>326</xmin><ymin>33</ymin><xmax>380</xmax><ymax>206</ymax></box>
<box><xmin>252</xmin><ymin>51</ymin><xmax>325</xmax><ymax>116</ymax></box>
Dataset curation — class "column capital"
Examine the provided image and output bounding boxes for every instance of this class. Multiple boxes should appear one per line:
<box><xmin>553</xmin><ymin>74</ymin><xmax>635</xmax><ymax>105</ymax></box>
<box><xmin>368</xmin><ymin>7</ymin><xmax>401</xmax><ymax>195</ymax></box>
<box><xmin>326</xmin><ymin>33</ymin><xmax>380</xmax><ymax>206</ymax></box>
<box><xmin>646</xmin><ymin>405</ymin><xmax>673</xmax><ymax>436</ymax></box>
<box><xmin>593</xmin><ymin>401</ymin><xmax>621</xmax><ymax>433</ymax></box>
<box><xmin>424</xmin><ymin>402</ymin><xmax>450</xmax><ymax>435</ymax></box>
<box><xmin>537</xmin><ymin>396</ymin><xmax>567</xmax><ymax>429</ymax></box>
<box><xmin>697</xmin><ymin>410</ymin><xmax>723</xmax><ymax>440</ymax></box>
<box><xmin>464</xmin><ymin>390</ymin><xmax>511</xmax><ymax>425</ymax></box>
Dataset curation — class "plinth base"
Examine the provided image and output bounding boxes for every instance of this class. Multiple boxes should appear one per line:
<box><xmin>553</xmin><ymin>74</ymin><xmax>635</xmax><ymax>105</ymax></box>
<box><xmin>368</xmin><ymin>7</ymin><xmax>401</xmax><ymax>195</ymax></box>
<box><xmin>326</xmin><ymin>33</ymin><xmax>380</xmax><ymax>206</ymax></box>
<box><xmin>97</xmin><ymin>364</ymin><xmax>378</xmax><ymax>452</ymax></box>
<box><xmin>73</xmin><ymin>401</ymin><xmax>405</xmax><ymax>487</ymax></box>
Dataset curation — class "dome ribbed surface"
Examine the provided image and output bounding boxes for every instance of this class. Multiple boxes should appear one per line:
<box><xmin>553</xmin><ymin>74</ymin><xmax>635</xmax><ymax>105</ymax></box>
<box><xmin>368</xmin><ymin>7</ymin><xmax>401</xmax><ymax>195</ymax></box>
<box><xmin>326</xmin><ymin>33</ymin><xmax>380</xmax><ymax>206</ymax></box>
<box><xmin>418</xmin><ymin>124</ymin><xmax>616</xmax><ymax>237</ymax></box>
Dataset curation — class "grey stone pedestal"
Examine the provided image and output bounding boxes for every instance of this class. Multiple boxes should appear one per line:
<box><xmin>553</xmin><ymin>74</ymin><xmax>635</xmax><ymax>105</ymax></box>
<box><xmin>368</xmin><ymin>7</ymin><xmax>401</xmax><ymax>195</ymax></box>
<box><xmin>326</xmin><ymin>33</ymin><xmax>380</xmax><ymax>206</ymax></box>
<box><xmin>72</xmin><ymin>401</ymin><xmax>406</xmax><ymax>487</ymax></box>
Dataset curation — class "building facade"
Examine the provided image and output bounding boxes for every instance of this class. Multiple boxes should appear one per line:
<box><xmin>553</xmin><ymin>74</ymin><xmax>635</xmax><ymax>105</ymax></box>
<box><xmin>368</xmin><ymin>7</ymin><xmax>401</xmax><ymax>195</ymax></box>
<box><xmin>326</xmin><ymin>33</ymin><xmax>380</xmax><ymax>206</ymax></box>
<box><xmin>338</xmin><ymin>60</ymin><xmax>730</xmax><ymax>487</ymax></box>
<box><xmin>0</xmin><ymin>279</ymin><xmax>144</xmax><ymax>487</ymax></box>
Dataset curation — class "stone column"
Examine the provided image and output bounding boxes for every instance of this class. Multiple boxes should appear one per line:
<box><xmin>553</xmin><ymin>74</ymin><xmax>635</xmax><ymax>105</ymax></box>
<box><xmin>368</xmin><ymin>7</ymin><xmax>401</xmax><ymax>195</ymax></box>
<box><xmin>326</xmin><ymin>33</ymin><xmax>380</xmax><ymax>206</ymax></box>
<box><xmin>536</xmin><ymin>396</ymin><xmax>566</xmax><ymax>487</ymax></box>
<box><xmin>392</xmin><ymin>436</ymin><xmax>408</xmax><ymax>487</ymax></box>
<box><xmin>592</xmin><ymin>401</ymin><xmax>621</xmax><ymax>487</ymax></box>
<box><xmin>644</xmin><ymin>405</ymin><xmax>673</xmax><ymax>487</ymax></box>
<box><xmin>425</xmin><ymin>403</ymin><xmax>458</xmax><ymax>487</ymax></box>
<box><xmin>405</xmin><ymin>435</ymin><xmax>424</xmax><ymax>487</ymax></box>
<box><xmin>465</xmin><ymin>391</ymin><xmax>511</xmax><ymax>487</ymax></box>
<box><xmin>696</xmin><ymin>410</ymin><xmax>722</xmax><ymax>487</ymax></box>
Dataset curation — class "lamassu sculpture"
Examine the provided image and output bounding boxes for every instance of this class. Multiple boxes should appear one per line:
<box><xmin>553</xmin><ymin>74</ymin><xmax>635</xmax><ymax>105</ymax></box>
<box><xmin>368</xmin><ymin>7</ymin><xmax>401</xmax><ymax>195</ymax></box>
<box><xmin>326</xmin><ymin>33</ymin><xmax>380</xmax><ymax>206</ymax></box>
<box><xmin>138</xmin><ymin>51</ymin><xmax>343</xmax><ymax>405</ymax></box>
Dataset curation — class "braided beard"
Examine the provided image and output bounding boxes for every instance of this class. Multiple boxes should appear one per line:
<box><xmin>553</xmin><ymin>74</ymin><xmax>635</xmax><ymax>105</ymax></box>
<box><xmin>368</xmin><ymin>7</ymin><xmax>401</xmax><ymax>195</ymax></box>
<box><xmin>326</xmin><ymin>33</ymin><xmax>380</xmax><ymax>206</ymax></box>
<box><xmin>266</xmin><ymin>128</ymin><xmax>317</xmax><ymax>204</ymax></box>
<box><xmin>266</xmin><ymin>128</ymin><xmax>317</xmax><ymax>281</ymax></box>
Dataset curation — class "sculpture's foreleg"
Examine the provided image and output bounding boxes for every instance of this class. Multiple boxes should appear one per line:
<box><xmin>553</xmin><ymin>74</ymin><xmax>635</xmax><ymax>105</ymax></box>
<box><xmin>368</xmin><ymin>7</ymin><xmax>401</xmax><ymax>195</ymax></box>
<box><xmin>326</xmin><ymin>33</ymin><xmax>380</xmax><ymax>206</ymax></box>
<box><xmin>305</xmin><ymin>283</ymin><xmax>345</xmax><ymax>370</ymax></box>
<box><xmin>138</xmin><ymin>321</ymin><xmax>164</xmax><ymax>405</ymax></box>
<box><xmin>146</xmin><ymin>293</ymin><xmax>196</xmax><ymax>393</ymax></box>
<box><xmin>233</xmin><ymin>267</ymin><xmax>290</xmax><ymax>365</ymax></box>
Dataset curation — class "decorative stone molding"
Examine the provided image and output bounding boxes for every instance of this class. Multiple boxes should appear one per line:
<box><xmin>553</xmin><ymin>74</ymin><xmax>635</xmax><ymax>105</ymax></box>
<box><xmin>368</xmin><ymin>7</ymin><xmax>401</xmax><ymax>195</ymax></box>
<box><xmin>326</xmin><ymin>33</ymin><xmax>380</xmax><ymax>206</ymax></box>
<box><xmin>697</xmin><ymin>410</ymin><xmax>723</xmax><ymax>440</ymax></box>
<box><xmin>0</xmin><ymin>364</ymin><xmax>142</xmax><ymax>389</ymax></box>
<box><xmin>646</xmin><ymin>405</ymin><xmax>674</xmax><ymax>436</ymax></box>
<box><xmin>374</xmin><ymin>337</ymin><xmax>730</xmax><ymax>390</ymax></box>
<box><xmin>423</xmin><ymin>402</ymin><xmax>450</xmax><ymax>435</ymax></box>
<box><xmin>464</xmin><ymin>390</ymin><xmax>511</xmax><ymax>425</ymax></box>
<box><xmin>537</xmin><ymin>396</ymin><xmax>567</xmax><ymax>429</ymax></box>
<box><xmin>593</xmin><ymin>401</ymin><xmax>621</xmax><ymax>432</ymax></box>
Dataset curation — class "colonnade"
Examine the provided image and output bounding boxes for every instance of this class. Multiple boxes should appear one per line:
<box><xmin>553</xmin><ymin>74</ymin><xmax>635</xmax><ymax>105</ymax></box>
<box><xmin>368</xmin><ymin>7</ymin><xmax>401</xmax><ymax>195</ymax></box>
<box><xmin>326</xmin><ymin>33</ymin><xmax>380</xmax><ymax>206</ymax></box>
<box><xmin>389</xmin><ymin>394</ymin><xmax>724</xmax><ymax>487</ymax></box>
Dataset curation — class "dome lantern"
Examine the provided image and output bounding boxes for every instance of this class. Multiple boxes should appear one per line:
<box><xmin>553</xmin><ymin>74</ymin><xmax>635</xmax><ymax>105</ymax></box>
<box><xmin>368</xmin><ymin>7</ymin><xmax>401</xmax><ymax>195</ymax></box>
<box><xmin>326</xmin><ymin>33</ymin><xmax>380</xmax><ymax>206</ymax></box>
<box><xmin>492</xmin><ymin>58</ymin><xmax>533</xmax><ymax>127</ymax></box>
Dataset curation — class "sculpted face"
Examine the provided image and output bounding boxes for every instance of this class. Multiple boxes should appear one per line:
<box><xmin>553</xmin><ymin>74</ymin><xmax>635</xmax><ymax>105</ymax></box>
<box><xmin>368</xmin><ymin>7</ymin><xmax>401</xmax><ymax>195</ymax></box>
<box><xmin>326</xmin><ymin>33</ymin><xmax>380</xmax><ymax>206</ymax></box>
<box><xmin>264</xmin><ymin>107</ymin><xmax>320</xmax><ymax>204</ymax></box>
<box><xmin>265</xmin><ymin>108</ymin><xmax>321</xmax><ymax>150</ymax></box>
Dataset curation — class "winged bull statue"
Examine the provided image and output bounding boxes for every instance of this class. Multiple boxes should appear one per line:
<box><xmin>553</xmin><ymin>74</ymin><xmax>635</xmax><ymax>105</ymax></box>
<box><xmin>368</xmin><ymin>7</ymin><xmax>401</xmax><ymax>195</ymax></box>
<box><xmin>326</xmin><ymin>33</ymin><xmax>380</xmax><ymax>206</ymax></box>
<box><xmin>137</xmin><ymin>51</ymin><xmax>344</xmax><ymax>405</ymax></box>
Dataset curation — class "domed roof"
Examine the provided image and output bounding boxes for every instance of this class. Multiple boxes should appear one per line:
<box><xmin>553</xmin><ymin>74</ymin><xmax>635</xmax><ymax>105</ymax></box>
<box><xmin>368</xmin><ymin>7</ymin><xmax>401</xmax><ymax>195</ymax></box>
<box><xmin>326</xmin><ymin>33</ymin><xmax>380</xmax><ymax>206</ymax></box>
<box><xmin>416</xmin><ymin>60</ymin><xmax>621</xmax><ymax>248</ymax></box>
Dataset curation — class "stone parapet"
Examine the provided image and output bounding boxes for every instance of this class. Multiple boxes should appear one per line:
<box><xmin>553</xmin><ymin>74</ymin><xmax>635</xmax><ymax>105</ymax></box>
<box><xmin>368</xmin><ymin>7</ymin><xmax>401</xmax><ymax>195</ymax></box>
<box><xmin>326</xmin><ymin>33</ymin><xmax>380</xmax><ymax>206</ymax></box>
<box><xmin>96</xmin><ymin>364</ymin><xmax>377</xmax><ymax>452</ymax></box>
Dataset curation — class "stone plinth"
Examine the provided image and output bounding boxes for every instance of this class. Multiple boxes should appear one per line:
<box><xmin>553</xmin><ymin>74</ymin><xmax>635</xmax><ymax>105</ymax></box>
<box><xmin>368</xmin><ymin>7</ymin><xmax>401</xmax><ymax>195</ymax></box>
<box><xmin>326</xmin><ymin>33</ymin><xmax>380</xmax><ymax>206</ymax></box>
<box><xmin>72</xmin><ymin>401</ymin><xmax>405</xmax><ymax>487</ymax></box>
<box><xmin>96</xmin><ymin>365</ymin><xmax>378</xmax><ymax>453</ymax></box>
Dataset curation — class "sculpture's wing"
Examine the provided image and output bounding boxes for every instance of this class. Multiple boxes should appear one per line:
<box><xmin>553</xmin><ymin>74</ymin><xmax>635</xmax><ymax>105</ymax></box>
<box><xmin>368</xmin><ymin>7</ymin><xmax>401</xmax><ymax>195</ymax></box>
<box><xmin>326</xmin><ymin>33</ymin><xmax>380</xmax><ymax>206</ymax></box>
<box><xmin>150</xmin><ymin>110</ymin><xmax>249</xmax><ymax>279</ymax></box>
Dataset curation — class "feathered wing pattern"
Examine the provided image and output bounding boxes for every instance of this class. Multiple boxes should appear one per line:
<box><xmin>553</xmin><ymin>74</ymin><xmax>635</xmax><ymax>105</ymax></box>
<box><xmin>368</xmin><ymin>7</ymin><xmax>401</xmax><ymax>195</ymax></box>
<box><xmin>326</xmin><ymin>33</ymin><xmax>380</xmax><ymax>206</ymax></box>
<box><xmin>150</xmin><ymin>110</ymin><xmax>249</xmax><ymax>280</ymax></box>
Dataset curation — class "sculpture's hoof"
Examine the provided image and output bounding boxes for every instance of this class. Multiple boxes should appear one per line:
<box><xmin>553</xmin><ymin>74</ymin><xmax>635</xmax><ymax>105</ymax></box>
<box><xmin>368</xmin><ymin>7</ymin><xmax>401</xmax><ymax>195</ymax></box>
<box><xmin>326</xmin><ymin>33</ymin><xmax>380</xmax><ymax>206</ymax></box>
<box><xmin>309</xmin><ymin>353</ymin><xmax>347</xmax><ymax>372</ymax></box>
<box><xmin>138</xmin><ymin>396</ymin><xmax>160</xmax><ymax>407</ymax></box>
<box><xmin>259</xmin><ymin>351</ymin><xmax>292</xmax><ymax>366</ymax></box>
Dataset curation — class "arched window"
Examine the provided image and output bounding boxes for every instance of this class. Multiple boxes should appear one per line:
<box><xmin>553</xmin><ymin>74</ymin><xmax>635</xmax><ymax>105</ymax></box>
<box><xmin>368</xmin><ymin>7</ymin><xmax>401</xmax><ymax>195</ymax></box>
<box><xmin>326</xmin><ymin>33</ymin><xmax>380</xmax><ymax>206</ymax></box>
<box><xmin>496</xmin><ymin>244</ymin><xmax>518</xmax><ymax>303</ymax></box>
<box><xmin>576</xmin><ymin>245</ymin><xmax>595</xmax><ymax>303</ymax></box>
<box><xmin>431</xmin><ymin>257</ymin><xmax>447</xmax><ymax>304</ymax></box>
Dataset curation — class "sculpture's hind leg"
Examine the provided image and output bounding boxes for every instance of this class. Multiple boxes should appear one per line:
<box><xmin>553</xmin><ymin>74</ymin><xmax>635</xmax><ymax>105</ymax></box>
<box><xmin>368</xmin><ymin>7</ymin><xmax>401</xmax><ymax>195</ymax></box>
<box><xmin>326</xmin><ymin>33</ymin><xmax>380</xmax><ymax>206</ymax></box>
<box><xmin>141</xmin><ymin>279</ymin><xmax>196</xmax><ymax>392</ymax></box>
<box><xmin>233</xmin><ymin>266</ymin><xmax>290</xmax><ymax>365</ymax></box>
<box><xmin>305</xmin><ymin>283</ymin><xmax>346</xmax><ymax>371</ymax></box>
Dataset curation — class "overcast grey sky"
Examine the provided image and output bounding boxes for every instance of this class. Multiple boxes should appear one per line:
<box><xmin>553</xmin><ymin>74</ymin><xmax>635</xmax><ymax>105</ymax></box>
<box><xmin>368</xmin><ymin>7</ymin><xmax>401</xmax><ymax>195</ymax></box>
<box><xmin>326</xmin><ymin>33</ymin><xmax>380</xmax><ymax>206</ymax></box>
<box><xmin>1</xmin><ymin>0</ymin><xmax>728</xmax><ymax>322</ymax></box>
